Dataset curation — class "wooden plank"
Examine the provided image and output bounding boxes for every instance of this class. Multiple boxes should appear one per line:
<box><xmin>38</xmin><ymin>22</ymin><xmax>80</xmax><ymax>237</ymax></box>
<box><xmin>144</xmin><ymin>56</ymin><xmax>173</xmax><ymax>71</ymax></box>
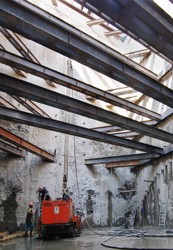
<box><xmin>0</xmin><ymin>231</ymin><xmax>25</xmax><ymax>242</ymax></box>
<box><xmin>0</xmin><ymin>232</ymin><xmax>8</xmax><ymax>238</ymax></box>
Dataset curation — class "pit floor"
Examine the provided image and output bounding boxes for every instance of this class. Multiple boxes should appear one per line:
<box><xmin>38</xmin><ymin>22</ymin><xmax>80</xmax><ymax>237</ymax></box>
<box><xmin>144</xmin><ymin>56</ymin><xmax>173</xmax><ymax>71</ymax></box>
<box><xmin>1</xmin><ymin>228</ymin><xmax>173</xmax><ymax>250</ymax></box>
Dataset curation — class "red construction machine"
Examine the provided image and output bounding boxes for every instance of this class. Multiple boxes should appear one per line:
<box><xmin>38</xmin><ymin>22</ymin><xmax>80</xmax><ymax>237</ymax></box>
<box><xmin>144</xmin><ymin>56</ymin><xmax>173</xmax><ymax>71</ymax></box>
<box><xmin>38</xmin><ymin>196</ymin><xmax>83</xmax><ymax>239</ymax></box>
<box><xmin>37</xmin><ymin>172</ymin><xmax>83</xmax><ymax>239</ymax></box>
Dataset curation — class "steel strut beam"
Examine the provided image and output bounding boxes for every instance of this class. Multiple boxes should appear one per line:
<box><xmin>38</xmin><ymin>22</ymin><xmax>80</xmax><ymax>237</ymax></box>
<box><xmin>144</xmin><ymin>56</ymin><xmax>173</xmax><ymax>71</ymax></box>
<box><xmin>106</xmin><ymin>160</ymin><xmax>141</xmax><ymax>168</ymax></box>
<box><xmin>0</xmin><ymin>49</ymin><xmax>160</xmax><ymax>121</ymax></box>
<box><xmin>0</xmin><ymin>73</ymin><xmax>173</xmax><ymax>144</ymax></box>
<box><xmin>0</xmin><ymin>1</ymin><xmax>173</xmax><ymax>107</ymax></box>
<box><xmin>0</xmin><ymin>127</ymin><xmax>55</xmax><ymax>162</ymax></box>
<box><xmin>75</xmin><ymin>0</ymin><xmax>173</xmax><ymax>62</ymax></box>
<box><xmin>0</xmin><ymin>106</ymin><xmax>163</xmax><ymax>154</ymax></box>
<box><xmin>85</xmin><ymin>153</ymin><xmax>159</xmax><ymax>165</ymax></box>
<box><xmin>0</xmin><ymin>140</ymin><xmax>25</xmax><ymax>157</ymax></box>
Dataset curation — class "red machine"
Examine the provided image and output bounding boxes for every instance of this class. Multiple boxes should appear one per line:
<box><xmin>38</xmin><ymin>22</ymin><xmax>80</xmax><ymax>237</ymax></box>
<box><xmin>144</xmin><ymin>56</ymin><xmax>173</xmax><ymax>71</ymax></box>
<box><xmin>40</xmin><ymin>198</ymin><xmax>82</xmax><ymax>239</ymax></box>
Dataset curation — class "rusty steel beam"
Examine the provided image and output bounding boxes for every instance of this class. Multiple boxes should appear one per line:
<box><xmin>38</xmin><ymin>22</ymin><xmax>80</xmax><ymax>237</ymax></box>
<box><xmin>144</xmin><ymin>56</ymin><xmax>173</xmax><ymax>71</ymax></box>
<box><xmin>0</xmin><ymin>49</ymin><xmax>160</xmax><ymax>121</ymax></box>
<box><xmin>0</xmin><ymin>140</ymin><xmax>25</xmax><ymax>157</ymax></box>
<box><xmin>106</xmin><ymin>160</ymin><xmax>140</xmax><ymax>168</ymax></box>
<box><xmin>0</xmin><ymin>127</ymin><xmax>55</xmax><ymax>162</ymax></box>
<box><xmin>0</xmin><ymin>106</ymin><xmax>164</xmax><ymax>154</ymax></box>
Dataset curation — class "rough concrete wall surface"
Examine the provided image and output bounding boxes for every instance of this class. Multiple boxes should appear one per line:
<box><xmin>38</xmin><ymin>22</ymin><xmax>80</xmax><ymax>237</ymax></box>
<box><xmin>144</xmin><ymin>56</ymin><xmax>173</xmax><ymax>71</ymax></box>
<box><xmin>136</xmin><ymin>153</ymin><xmax>173</xmax><ymax>228</ymax></box>
<box><xmin>135</xmin><ymin>106</ymin><xmax>173</xmax><ymax>227</ymax></box>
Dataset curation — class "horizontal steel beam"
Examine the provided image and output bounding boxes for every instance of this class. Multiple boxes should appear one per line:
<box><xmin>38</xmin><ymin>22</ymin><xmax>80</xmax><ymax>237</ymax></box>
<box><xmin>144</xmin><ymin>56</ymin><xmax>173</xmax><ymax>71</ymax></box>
<box><xmin>0</xmin><ymin>1</ymin><xmax>173</xmax><ymax>107</ymax></box>
<box><xmin>0</xmin><ymin>49</ymin><xmax>160</xmax><ymax>121</ymax></box>
<box><xmin>0</xmin><ymin>140</ymin><xmax>25</xmax><ymax>157</ymax></box>
<box><xmin>85</xmin><ymin>153</ymin><xmax>159</xmax><ymax>165</ymax></box>
<box><xmin>0</xmin><ymin>106</ymin><xmax>164</xmax><ymax>154</ymax></box>
<box><xmin>0</xmin><ymin>127</ymin><xmax>55</xmax><ymax>162</ymax></box>
<box><xmin>106</xmin><ymin>160</ymin><xmax>140</xmax><ymax>168</ymax></box>
<box><xmin>76</xmin><ymin>0</ymin><xmax>173</xmax><ymax>62</ymax></box>
<box><xmin>0</xmin><ymin>73</ymin><xmax>173</xmax><ymax>144</ymax></box>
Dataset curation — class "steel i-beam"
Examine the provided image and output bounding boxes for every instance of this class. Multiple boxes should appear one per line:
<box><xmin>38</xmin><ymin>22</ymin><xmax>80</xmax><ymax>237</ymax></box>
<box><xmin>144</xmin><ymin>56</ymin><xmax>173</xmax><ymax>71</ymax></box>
<box><xmin>75</xmin><ymin>0</ymin><xmax>173</xmax><ymax>62</ymax></box>
<box><xmin>0</xmin><ymin>73</ymin><xmax>173</xmax><ymax>144</ymax></box>
<box><xmin>0</xmin><ymin>1</ymin><xmax>173</xmax><ymax>108</ymax></box>
<box><xmin>0</xmin><ymin>140</ymin><xmax>25</xmax><ymax>157</ymax></box>
<box><xmin>0</xmin><ymin>49</ymin><xmax>160</xmax><ymax>121</ymax></box>
<box><xmin>0</xmin><ymin>106</ymin><xmax>164</xmax><ymax>154</ymax></box>
<box><xmin>0</xmin><ymin>127</ymin><xmax>55</xmax><ymax>162</ymax></box>
<box><xmin>85</xmin><ymin>153</ymin><xmax>159</xmax><ymax>165</ymax></box>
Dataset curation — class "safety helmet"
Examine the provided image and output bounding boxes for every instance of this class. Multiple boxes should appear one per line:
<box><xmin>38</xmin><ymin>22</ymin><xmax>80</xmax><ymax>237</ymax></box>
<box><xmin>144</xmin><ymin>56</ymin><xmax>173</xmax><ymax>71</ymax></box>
<box><xmin>29</xmin><ymin>201</ymin><xmax>33</xmax><ymax>206</ymax></box>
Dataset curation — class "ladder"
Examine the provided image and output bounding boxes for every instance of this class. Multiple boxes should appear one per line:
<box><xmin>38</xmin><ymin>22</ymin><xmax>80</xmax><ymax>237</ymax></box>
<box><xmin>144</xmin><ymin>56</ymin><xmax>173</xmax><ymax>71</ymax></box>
<box><xmin>158</xmin><ymin>202</ymin><xmax>167</xmax><ymax>228</ymax></box>
<box><xmin>35</xmin><ymin>192</ymin><xmax>43</xmax><ymax>237</ymax></box>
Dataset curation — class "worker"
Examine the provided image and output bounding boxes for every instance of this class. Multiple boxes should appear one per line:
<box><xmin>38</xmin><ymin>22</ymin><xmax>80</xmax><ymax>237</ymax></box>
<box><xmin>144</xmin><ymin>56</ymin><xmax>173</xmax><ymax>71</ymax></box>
<box><xmin>45</xmin><ymin>193</ymin><xmax>51</xmax><ymax>200</ymax></box>
<box><xmin>37</xmin><ymin>186</ymin><xmax>49</xmax><ymax>201</ymax></box>
<box><xmin>37</xmin><ymin>187</ymin><xmax>43</xmax><ymax>201</ymax></box>
<box><xmin>25</xmin><ymin>202</ymin><xmax>34</xmax><ymax>237</ymax></box>
<box><xmin>41</xmin><ymin>187</ymin><xmax>49</xmax><ymax>201</ymax></box>
<box><xmin>62</xmin><ymin>190</ymin><xmax>70</xmax><ymax>201</ymax></box>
